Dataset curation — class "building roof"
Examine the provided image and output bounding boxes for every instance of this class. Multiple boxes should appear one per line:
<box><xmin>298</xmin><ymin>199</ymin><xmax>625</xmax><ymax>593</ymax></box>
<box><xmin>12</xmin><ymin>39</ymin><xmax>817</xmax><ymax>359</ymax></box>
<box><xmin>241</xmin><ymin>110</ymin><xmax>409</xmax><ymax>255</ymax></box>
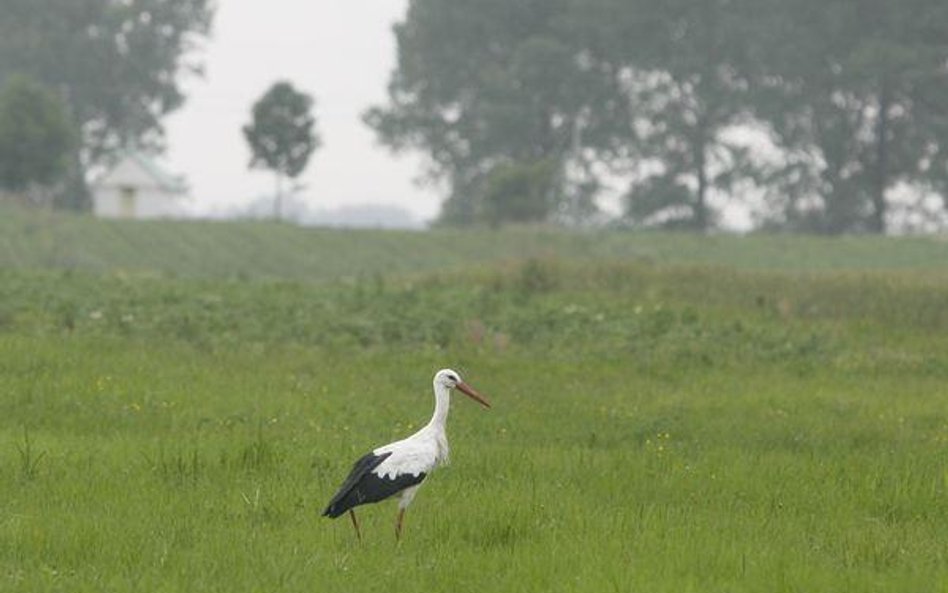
<box><xmin>93</xmin><ymin>150</ymin><xmax>188</xmax><ymax>194</ymax></box>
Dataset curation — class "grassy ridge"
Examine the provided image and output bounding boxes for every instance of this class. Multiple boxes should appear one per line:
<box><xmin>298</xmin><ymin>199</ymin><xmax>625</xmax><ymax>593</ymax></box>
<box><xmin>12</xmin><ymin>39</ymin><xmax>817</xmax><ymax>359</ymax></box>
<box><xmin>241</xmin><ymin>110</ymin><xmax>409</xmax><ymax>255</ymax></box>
<box><xmin>1</xmin><ymin>211</ymin><xmax>948</xmax><ymax>591</ymax></box>
<box><xmin>2</xmin><ymin>205</ymin><xmax>948</xmax><ymax>280</ymax></box>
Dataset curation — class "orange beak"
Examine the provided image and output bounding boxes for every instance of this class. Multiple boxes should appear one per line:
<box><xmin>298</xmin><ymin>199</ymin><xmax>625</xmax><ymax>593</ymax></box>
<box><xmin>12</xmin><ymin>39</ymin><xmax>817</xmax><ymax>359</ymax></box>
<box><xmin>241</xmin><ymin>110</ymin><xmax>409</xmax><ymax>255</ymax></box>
<box><xmin>456</xmin><ymin>381</ymin><xmax>491</xmax><ymax>409</ymax></box>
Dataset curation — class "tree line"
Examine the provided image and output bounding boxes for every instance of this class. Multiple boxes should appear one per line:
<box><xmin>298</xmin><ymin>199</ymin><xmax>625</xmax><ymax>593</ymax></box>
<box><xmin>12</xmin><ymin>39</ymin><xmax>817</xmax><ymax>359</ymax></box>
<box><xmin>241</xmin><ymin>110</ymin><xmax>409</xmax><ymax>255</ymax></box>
<box><xmin>366</xmin><ymin>0</ymin><xmax>948</xmax><ymax>233</ymax></box>
<box><xmin>2</xmin><ymin>0</ymin><xmax>946</xmax><ymax>233</ymax></box>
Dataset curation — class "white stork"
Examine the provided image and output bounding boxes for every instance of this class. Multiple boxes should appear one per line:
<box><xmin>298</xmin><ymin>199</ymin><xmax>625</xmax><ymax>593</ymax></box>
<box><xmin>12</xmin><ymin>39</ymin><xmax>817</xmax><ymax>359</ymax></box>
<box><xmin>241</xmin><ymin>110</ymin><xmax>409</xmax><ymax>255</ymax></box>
<box><xmin>322</xmin><ymin>368</ymin><xmax>491</xmax><ymax>541</ymax></box>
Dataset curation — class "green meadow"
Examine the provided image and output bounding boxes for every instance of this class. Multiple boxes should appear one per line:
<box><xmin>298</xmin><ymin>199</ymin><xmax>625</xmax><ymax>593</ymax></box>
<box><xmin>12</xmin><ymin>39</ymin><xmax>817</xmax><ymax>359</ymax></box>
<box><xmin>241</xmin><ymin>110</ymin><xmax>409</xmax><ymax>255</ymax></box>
<box><xmin>1</xmin><ymin>209</ymin><xmax>948</xmax><ymax>592</ymax></box>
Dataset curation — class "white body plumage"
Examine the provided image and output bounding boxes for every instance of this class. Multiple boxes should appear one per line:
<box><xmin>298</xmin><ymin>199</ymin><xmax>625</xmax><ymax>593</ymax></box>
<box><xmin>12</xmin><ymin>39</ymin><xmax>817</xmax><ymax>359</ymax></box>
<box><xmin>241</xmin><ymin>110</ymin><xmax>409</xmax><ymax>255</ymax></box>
<box><xmin>371</xmin><ymin>372</ymin><xmax>453</xmax><ymax>507</ymax></box>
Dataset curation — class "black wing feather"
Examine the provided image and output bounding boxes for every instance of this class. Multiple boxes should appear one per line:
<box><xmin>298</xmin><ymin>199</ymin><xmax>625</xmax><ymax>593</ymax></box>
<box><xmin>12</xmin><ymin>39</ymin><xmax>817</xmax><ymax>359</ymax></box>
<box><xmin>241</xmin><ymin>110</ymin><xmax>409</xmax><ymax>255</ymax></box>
<box><xmin>322</xmin><ymin>450</ymin><xmax>426</xmax><ymax>518</ymax></box>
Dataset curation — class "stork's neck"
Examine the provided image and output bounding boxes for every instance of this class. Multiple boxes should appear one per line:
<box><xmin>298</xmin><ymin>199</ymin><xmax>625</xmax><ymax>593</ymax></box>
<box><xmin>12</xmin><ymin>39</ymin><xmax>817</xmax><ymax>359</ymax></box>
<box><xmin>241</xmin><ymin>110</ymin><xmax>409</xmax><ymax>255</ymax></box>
<box><xmin>425</xmin><ymin>381</ymin><xmax>451</xmax><ymax>432</ymax></box>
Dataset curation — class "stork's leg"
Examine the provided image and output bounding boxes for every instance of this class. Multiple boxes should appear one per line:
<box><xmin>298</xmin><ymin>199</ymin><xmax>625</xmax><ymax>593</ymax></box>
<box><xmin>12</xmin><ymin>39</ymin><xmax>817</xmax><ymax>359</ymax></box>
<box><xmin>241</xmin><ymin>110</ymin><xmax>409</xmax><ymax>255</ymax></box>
<box><xmin>348</xmin><ymin>509</ymin><xmax>362</xmax><ymax>543</ymax></box>
<box><xmin>395</xmin><ymin>485</ymin><xmax>420</xmax><ymax>542</ymax></box>
<box><xmin>395</xmin><ymin>508</ymin><xmax>406</xmax><ymax>542</ymax></box>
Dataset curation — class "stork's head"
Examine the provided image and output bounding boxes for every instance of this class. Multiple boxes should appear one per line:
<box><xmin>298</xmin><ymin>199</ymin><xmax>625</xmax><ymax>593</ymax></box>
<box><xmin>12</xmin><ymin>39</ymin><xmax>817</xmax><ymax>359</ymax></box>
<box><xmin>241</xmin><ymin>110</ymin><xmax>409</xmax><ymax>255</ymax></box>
<box><xmin>435</xmin><ymin>368</ymin><xmax>491</xmax><ymax>409</ymax></box>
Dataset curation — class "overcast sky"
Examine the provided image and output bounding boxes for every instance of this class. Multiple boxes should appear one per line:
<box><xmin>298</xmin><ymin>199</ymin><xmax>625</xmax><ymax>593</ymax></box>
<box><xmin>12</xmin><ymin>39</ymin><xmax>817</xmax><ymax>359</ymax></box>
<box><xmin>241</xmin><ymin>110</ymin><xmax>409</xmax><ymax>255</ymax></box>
<box><xmin>164</xmin><ymin>1</ymin><xmax>441</xmax><ymax>222</ymax></box>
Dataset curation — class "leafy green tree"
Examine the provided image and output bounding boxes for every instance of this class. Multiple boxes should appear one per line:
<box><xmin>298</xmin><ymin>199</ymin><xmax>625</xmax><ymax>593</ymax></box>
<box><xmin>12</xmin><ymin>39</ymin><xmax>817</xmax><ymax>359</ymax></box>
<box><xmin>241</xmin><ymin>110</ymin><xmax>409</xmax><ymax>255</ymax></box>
<box><xmin>0</xmin><ymin>75</ymin><xmax>73</xmax><ymax>199</ymax></box>
<box><xmin>575</xmin><ymin>0</ymin><xmax>765</xmax><ymax>231</ymax></box>
<box><xmin>242</xmin><ymin>81</ymin><xmax>320</xmax><ymax>221</ymax></box>
<box><xmin>366</xmin><ymin>0</ymin><xmax>617</xmax><ymax>225</ymax></box>
<box><xmin>0</xmin><ymin>0</ymin><xmax>213</xmax><ymax>209</ymax></box>
<box><xmin>755</xmin><ymin>0</ymin><xmax>948</xmax><ymax>233</ymax></box>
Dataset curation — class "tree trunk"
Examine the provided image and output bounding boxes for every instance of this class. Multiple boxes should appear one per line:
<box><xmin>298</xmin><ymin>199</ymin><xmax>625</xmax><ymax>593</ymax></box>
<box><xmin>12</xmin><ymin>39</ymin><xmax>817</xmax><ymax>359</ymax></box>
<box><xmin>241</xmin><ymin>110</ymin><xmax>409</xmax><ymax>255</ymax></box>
<box><xmin>869</xmin><ymin>82</ymin><xmax>890</xmax><ymax>234</ymax></box>
<box><xmin>54</xmin><ymin>144</ymin><xmax>91</xmax><ymax>211</ymax></box>
<box><xmin>52</xmin><ymin>87</ymin><xmax>91</xmax><ymax>211</ymax></box>
<box><xmin>694</xmin><ymin>128</ymin><xmax>709</xmax><ymax>232</ymax></box>
<box><xmin>274</xmin><ymin>172</ymin><xmax>283</xmax><ymax>221</ymax></box>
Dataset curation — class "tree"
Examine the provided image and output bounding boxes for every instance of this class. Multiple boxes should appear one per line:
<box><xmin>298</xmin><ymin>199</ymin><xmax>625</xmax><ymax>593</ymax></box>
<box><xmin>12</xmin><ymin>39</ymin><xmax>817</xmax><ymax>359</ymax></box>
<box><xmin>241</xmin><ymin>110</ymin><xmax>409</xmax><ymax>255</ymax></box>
<box><xmin>754</xmin><ymin>0</ymin><xmax>948</xmax><ymax>233</ymax></box>
<box><xmin>366</xmin><ymin>0</ymin><xmax>618</xmax><ymax>225</ymax></box>
<box><xmin>571</xmin><ymin>0</ymin><xmax>765</xmax><ymax>231</ymax></box>
<box><xmin>0</xmin><ymin>0</ymin><xmax>214</xmax><ymax>209</ymax></box>
<box><xmin>242</xmin><ymin>81</ymin><xmax>320</xmax><ymax>221</ymax></box>
<box><xmin>0</xmin><ymin>75</ymin><xmax>73</xmax><ymax>200</ymax></box>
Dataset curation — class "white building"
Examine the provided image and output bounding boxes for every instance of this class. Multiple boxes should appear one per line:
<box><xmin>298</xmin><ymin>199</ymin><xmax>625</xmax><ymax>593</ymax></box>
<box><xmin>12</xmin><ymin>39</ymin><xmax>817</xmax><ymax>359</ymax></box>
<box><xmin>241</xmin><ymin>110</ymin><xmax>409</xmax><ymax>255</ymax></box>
<box><xmin>91</xmin><ymin>151</ymin><xmax>187</xmax><ymax>219</ymax></box>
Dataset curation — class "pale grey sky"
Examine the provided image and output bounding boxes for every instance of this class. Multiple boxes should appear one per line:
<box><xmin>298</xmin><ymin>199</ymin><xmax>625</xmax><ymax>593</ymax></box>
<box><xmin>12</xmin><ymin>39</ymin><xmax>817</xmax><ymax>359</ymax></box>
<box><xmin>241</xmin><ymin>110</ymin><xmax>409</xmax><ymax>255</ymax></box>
<box><xmin>164</xmin><ymin>1</ymin><xmax>440</xmax><ymax>221</ymax></box>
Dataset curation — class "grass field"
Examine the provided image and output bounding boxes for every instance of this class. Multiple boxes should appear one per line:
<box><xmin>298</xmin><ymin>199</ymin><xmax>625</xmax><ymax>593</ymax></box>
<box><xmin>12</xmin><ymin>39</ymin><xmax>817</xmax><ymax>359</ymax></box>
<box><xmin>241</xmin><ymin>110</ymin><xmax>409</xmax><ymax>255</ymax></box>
<box><xmin>1</xmin><ymin>209</ymin><xmax>948</xmax><ymax>592</ymax></box>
